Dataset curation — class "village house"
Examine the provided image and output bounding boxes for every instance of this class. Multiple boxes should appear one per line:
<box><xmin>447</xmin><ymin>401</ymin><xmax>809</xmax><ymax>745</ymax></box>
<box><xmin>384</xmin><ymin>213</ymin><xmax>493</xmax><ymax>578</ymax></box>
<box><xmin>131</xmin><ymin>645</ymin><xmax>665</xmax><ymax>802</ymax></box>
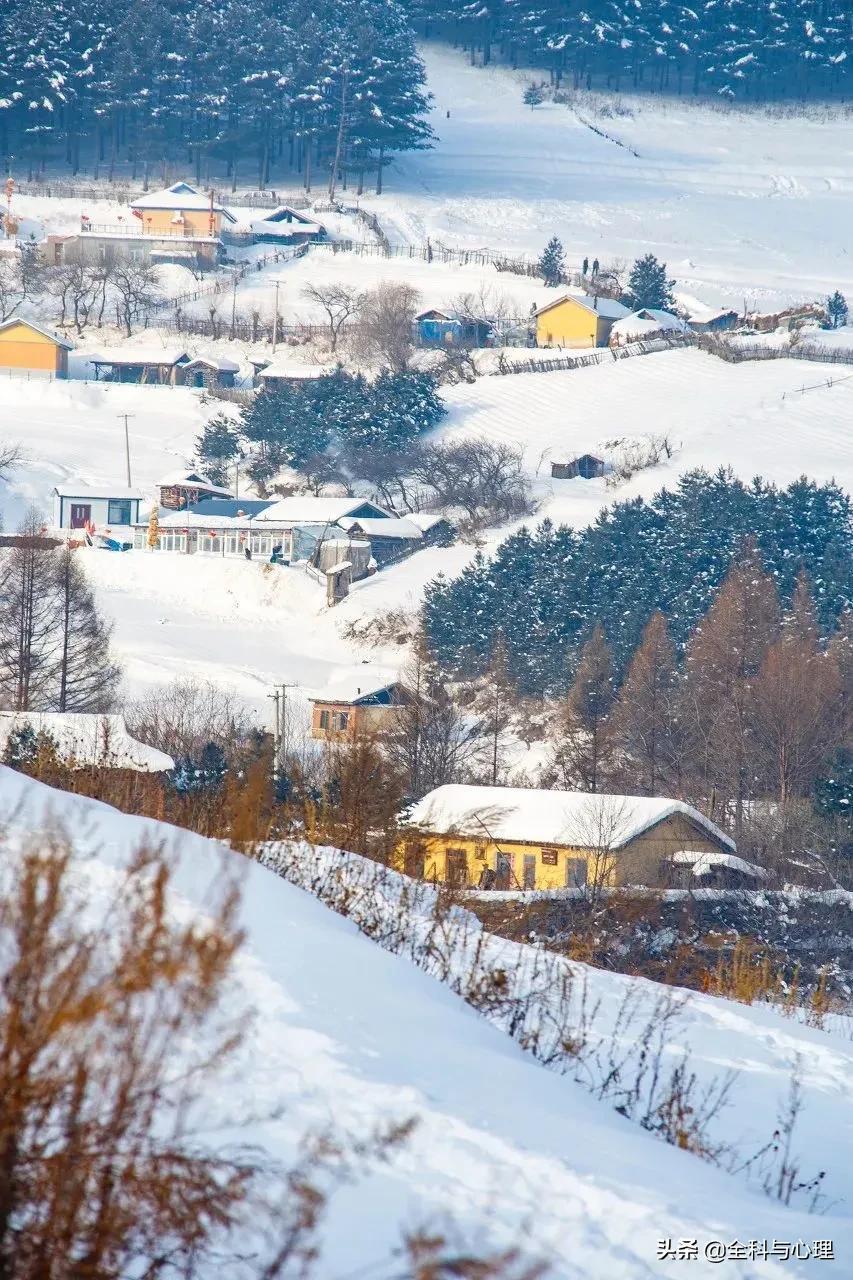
<box><xmin>0</xmin><ymin>316</ymin><xmax>74</xmax><ymax>378</ymax></box>
<box><xmin>53</xmin><ymin>483</ymin><xmax>143</xmax><ymax>531</ymax></box>
<box><xmin>181</xmin><ymin>354</ymin><xmax>241</xmax><ymax>388</ymax></box>
<box><xmin>533</xmin><ymin>294</ymin><xmax>629</xmax><ymax>349</ymax></box>
<box><xmin>157</xmin><ymin>469</ymin><xmax>234</xmax><ymax>510</ymax></box>
<box><xmin>0</xmin><ymin>712</ymin><xmax>174</xmax><ymax>772</ymax></box>
<box><xmin>413</xmin><ymin>308</ymin><xmax>492</xmax><ymax>348</ymax></box>
<box><xmin>401</xmin><ymin>784</ymin><xmax>750</xmax><ymax>891</ymax></box>
<box><xmin>337</xmin><ymin>515</ymin><xmax>424</xmax><ymax>566</ymax></box>
<box><xmin>310</xmin><ymin>670</ymin><xmax>404</xmax><ymax>740</ymax></box>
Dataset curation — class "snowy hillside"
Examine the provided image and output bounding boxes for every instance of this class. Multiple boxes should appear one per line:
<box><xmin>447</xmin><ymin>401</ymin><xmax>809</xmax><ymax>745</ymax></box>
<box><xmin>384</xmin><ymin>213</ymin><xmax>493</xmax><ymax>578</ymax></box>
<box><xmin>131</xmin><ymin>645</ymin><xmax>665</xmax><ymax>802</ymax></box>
<box><xmin>376</xmin><ymin>44</ymin><xmax>853</xmax><ymax>310</ymax></box>
<box><xmin>2</xmin><ymin>766</ymin><xmax>852</xmax><ymax>1277</ymax></box>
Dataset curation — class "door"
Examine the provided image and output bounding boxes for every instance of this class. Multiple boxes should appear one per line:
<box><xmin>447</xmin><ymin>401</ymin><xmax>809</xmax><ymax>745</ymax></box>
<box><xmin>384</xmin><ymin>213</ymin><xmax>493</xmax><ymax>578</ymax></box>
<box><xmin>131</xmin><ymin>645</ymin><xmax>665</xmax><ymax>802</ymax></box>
<box><xmin>522</xmin><ymin>854</ymin><xmax>536</xmax><ymax>891</ymax></box>
<box><xmin>70</xmin><ymin>503</ymin><xmax>91</xmax><ymax>529</ymax></box>
<box><xmin>445</xmin><ymin>848</ymin><xmax>468</xmax><ymax>889</ymax></box>
<box><xmin>495</xmin><ymin>852</ymin><xmax>513</xmax><ymax>890</ymax></box>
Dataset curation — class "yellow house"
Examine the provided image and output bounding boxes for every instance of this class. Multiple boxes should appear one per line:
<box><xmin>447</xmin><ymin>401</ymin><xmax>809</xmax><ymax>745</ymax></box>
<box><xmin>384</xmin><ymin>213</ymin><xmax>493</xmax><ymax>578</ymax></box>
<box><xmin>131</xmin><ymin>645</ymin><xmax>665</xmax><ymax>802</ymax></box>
<box><xmin>534</xmin><ymin>294</ymin><xmax>630</xmax><ymax>349</ymax></box>
<box><xmin>0</xmin><ymin>316</ymin><xmax>74</xmax><ymax>378</ymax></box>
<box><xmin>129</xmin><ymin>181</ymin><xmax>237</xmax><ymax>239</ymax></box>
<box><xmin>400</xmin><ymin>784</ymin><xmax>749</xmax><ymax>891</ymax></box>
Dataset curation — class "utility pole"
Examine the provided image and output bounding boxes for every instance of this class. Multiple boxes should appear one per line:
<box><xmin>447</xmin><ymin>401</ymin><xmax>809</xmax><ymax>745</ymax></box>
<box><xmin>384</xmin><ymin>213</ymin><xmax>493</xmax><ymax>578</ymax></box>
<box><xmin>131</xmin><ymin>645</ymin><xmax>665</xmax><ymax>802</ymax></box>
<box><xmin>118</xmin><ymin>414</ymin><xmax>134</xmax><ymax>485</ymax></box>
<box><xmin>230</xmin><ymin>267</ymin><xmax>238</xmax><ymax>339</ymax></box>
<box><xmin>272</xmin><ymin>279</ymin><xmax>280</xmax><ymax>354</ymax></box>
<box><xmin>268</xmin><ymin>681</ymin><xmax>298</xmax><ymax>788</ymax></box>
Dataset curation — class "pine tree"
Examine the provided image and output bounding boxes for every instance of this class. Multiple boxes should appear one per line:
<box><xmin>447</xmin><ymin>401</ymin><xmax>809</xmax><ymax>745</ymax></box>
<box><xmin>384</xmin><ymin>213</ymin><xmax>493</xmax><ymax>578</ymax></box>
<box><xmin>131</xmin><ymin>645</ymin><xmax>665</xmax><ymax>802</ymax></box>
<box><xmin>523</xmin><ymin>82</ymin><xmax>546</xmax><ymax>106</ymax></box>
<box><xmin>610</xmin><ymin>611</ymin><xmax>680</xmax><ymax>794</ymax></box>
<box><xmin>625</xmin><ymin>254</ymin><xmax>675</xmax><ymax>310</ymax></box>
<box><xmin>826</xmin><ymin>290</ymin><xmax>849</xmax><ymax>329</ymax></box>
<box><xmin>196</xmin><ymin>415</ymin><xmax>242</xmax><ymax>487</ymax></box>
<box><xmin>538</xmin><ymin>236</ymin><xmax>566</xmax><ymax>288</ymax></box>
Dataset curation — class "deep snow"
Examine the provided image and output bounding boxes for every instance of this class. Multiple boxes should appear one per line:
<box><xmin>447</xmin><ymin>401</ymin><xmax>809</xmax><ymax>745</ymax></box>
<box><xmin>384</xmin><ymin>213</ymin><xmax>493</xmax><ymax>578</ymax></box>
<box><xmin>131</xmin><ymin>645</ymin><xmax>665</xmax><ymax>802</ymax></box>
<box><xmin>1</xmin><ymin>766</ymin><xmax>852</xmax><ymax>1277</ymax></box>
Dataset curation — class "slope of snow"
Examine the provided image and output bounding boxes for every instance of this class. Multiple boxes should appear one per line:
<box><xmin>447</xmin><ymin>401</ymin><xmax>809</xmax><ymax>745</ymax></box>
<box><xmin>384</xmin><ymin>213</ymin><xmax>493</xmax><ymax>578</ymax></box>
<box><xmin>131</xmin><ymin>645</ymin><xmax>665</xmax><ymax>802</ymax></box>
<box><xmin>372</xmin><ymin>43</ymin><xmax>853</xmax><ymax>311</ymax></box>
<box><xmin>2</xmin><ymin>766</ymin><xmax>852</xmax><ymax>1276</ymax></box>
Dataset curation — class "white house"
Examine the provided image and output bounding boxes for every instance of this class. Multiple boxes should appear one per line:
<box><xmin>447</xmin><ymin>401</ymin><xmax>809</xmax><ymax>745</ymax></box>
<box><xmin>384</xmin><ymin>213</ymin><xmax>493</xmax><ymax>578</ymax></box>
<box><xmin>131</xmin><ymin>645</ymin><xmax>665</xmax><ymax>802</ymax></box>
<box><xmin>53</xmin><ymin>483</ymin><xmax>143</xmax><ymax>531</ymax></box>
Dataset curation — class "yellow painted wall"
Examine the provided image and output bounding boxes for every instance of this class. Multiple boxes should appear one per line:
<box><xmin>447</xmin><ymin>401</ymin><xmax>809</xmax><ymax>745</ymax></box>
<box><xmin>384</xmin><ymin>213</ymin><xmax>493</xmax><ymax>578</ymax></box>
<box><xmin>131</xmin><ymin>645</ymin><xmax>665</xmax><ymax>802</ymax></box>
<box><xmin>400</xmin><ymin>812</ymin><xmax>727</xmax><ymax>890</ymax></box>
<box><xmin>0</xmin><ymin>322</ymin><xmax>64</xmax><ymax>373</ymax></box>
<box><xmin>133</xmin><ymin>208</ymin><xmax>222</xmax><ymax>237</ymax></box>
<box><xmin>535</xmin><ymin>298</ymin><xmax>609</xmax><ymax>349</ymax></box>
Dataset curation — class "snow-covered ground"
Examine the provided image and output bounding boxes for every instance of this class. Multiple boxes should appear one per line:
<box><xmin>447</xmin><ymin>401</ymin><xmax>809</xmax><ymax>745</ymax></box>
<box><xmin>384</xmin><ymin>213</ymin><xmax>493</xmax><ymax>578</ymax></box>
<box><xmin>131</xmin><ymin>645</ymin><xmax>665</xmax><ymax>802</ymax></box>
<box><xmin>1</xmin><ymin>342</ymin><xmax>851</xmax><ymax>720</ymax></box>
<box><xmin>3</xmin><ymin>766</ymin><xmax>852</xmax><ymax>1276</ymax></box>
<box><xmin>369</xmin><ymin>44</ymin><xmax>853</xmax><ymax>312</ymax></box>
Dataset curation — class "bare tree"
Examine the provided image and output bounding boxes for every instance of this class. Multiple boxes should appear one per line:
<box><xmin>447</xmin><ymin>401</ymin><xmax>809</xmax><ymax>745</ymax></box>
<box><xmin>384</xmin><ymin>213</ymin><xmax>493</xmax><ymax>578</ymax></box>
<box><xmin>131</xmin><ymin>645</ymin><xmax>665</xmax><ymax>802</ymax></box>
<box><xmin>302</xmin><ymin>281</ymin><xmax>364</xmax><ymax>353</ymax></box>
<box><xmin>125</xmin><ymin>675</ymin><xmax>258</xmax><ymax>764</ymax></box>
<box><xmin>0</xmin><ymin>509</ymin><xmax>59</xmax><ymax>711</ymax></box>
<box><xmin>353</xmin><ymin>282</ymin><xmax>419</xmax><ymax>371</ymax></box>
<box><xmin>53</xmin><ymin>547</ymin><xmax>121</xmax><ymax>712</ymax></box>
<box><xmin>449</xmin><ymin>283</ymin><xmax>514</xmax><ymax>346</ymax></box>
<box><xmin>111</xmin><ymin>260</ymin><xmax>162</xmax><ymax>336</ymax></box>
<box><xmin>413</xmin><ymin>439</ymin><xmax>534</xmax><ymax>530</ymax></box>
<box><xmin>0</xmin><ymin>246</ymin><xmax>45</xmax><ymax>322</ymax></box>
<box><xmin>47</xmin><ymin>262</ymin><xmax>100</xmax><ymax>334</ymax></box>
<box><xmin>0</xmin><ymin>443</ymin><xmax>24</xmax><ymax>483</ymax></box>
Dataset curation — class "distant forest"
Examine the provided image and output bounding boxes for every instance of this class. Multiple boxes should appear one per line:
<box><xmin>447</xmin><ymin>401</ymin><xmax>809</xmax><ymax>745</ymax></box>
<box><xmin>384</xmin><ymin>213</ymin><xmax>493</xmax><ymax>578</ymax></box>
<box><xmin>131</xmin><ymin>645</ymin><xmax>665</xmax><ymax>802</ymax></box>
<box><xmin>405</xmin><ymin>0</ymin><xmax>850</xmax><ymax>99</ymax></box>
<box><xmin>0</xmin><ymin>0</ymin><xmax>432</xmax><ymax>189</ymax></box>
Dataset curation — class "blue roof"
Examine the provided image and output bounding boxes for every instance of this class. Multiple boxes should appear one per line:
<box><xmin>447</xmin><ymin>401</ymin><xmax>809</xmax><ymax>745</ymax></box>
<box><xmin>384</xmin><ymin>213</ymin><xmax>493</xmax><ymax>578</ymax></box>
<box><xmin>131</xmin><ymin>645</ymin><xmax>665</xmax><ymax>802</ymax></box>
<box><xmin>185</xmin><ymin>498</ymin><xmax>275</xmax><ymax>518</ymax></box>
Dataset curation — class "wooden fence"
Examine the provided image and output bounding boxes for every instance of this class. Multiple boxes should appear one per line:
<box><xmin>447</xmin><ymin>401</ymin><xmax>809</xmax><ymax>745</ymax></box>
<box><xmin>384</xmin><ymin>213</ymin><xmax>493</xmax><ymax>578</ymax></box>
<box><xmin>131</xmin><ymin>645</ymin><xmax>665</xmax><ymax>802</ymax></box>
<box><xmin>494</xmin><ymin>333</ymin><xmax>695</xmax><ymax>375</ymax></box>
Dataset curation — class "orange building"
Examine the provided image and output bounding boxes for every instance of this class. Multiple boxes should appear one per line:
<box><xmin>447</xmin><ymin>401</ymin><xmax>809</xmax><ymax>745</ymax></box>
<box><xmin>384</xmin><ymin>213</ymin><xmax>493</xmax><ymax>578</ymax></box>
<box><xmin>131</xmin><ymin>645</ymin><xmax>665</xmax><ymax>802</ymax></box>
<box><xmin>310</xmin><ymin>672</ymin><xmax>403</xmax><ymax>741</ymax></box>
<box><xmin>0</xmin><ymin>316</ymin><xmax>73</xmax><ymax>378</ymax></box>
<box><xmin>129</xmin><ymin>181</ymin><xmax>237</xmax><ymax>239</ymax></box>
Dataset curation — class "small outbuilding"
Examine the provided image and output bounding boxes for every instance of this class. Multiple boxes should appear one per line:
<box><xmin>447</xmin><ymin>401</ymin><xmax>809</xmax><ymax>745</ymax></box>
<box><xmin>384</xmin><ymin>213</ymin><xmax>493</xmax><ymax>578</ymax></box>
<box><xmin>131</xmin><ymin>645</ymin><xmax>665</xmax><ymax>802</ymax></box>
<box><xmin>250</xmin><ymin>206</ymin><xmax>326</xmax><ymax>244</ymax></box>
<box><xmin>609</xmin><ymin>308</ymin><xmax>689</xmax><ymax>345</ymax></box>
<box><xmin>337</xmin><ymin>515</ymin><xmax>423</xmax><ymax>567</ymax></box>
<box><xmin>53</xmin><ymin>483</ymin><xmax>143</xmax><ymax>531</ymax></box>
<box><xmin>0</xmin><ymin>316</ymin><xmax>74</xmax><ymax>379</ymax></box>
<box><xmin>414</xmin><ymin>308</ymin><xmax>492</xmax><ymax>348</ymax></box>
<box><xmin>158</xmin><ymin>469</ymin><xmax>234</xmax><ymax>510</ymax></box>
<box><xmin>552</xmin><ymin>454</ymin><xmax>606</xmax><ymax>480</ymax></box>
<box><xmin>310</xmin><ymin>669</ymin><xmax>403</xmax><ymax>740</ymax></box>
<box><xmin>88</xmin><ymin>348</ymin><xmax>191</xmax><ymax>385</ymax></box>
<box><xmin>181</xmin><ymin>354</ymin><xmax>240</xmax><ymax>388</ymax></box>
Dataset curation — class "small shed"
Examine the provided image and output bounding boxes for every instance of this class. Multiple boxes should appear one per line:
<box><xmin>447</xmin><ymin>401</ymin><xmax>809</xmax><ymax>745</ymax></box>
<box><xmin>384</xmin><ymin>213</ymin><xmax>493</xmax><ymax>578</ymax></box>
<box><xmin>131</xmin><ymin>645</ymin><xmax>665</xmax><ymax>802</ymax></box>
<box><xmin>338</xmin><ymin>515</ymin><xmax>423</xmax><ymax>567</ymax></box>
<box><xmin>414</xmin><ymin>309</ymin><xmax>492</xmax><ymax>348</ymax></box>
<box><xmin>181</xmin><ymin>354</ymin><xmax>240</xmax><ymax>388</ymax></box>
<box><xmin>88</xmin><ymin>348</ymin><xmax>190</xmax><ymax>385</ymax></box>
<box><xmin>552</xmin><ymin>454</ymin><xmax>606</xmax><ymax>480</ymax></box>
<box><xmin>250</xmin><ymin>206</ymin><xmax>326</xmax><ymax>244</ymax></box>
<box><xmin>53</xmin><ymin>483</ymin><xmax>143</xmax><ymax>531</ymax></box>
<box><xmin>0</xmin><ymin>317</ymin><xmax>74</xmax><ymax>379</ymax></box>
<box><xmin>158</xmin><ymin>469</ymin><xmax>234</xmax><ymax>510</ymax></box>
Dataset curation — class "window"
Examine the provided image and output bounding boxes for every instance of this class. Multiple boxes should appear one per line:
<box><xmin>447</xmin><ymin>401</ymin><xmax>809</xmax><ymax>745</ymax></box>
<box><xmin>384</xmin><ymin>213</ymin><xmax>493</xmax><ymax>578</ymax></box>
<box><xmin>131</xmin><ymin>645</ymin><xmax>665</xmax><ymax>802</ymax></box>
<box><xmin>107</xmin><ymin>499</ymin><xmax>132</xmax><ymax>525</ymax></box>
<box><xmin>332</xmin><ymin>711</ymin><xmax>349</xmax><ymax>732</ymax></box>
<box><xmin>319</xmin><ymin>710</ymin><xmax>330</xmax><ymax>730</ymax></box>
<box><xmin>565</xmin><ymin>857</ymin><xmax>588</xmax><ymax>889</ymax></box>
<box><xmin>523</xmin><ymin>855</ymin><xmax>536</xmax><ymax>890</ymax></box>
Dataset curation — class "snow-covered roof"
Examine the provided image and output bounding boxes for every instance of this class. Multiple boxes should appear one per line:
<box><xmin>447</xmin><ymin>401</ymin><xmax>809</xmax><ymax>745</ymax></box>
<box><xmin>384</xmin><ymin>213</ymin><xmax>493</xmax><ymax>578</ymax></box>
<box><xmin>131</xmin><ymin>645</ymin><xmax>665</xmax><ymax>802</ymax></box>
<box><xmin>157</xmin><ymin>468</ymin><xmax>232</xmax><ymax>495</ymax></box>
<box><xmin>130</xmin><ymin>182</ymin><xmax>237</xmax><ymax>222</ymax></box>
<box><xmin>407</xmin><ymin>511</ymin><xmax>452</xmax><ymax>532</ymax></box>
<box><xmin>0</xmin><ymin>713</ymin><xmax>173</xmax><ymax>772</ymax></box>
<box><xmin>610</xmin><ymin>309</ymin><xmax>689</xmax><ymax>340</ymax></box>
<box><xmin>250</xmin><ymin>206</ymin><xmax>324</xmax><ymax>236</ymax></box>
<box><xmin>406</xmin><ymin>785</ymin><xmax>735</xmax><ymax>852</ymax></box>
<box><xmin>183</xmin><ymin>354</ymin><xmax>241</xmax><ymax>372</ymax></box>
<box><xmin>337</xmin><ymin>516</ymin><xmax>422</xmax><ymax>540</ymax></box>
<box><xmin>0</xmin><ymin>316</ymin><xmax>74</xmax><ymax>349</ymax></box>
<box><xmin>254</xmin><ymin>496</ymin><xmax>392</xmax><ymax>524</ymax></box>
<box><xmin>54</xmin><ymin>483</ymin><xmax>143</xmax><ymax>501</ymax></box>
<box><xmin>533</xmin><ymin>294</ymin><xmax>630</xmax><ymax>322</ymax></box>
<box><xmin>311</xmin><ymin>665</ymin><xmax>400</xmax><ymax>704</ymax></box>
<box><xmin>671</xmin><ymin>850</ymin><xmax>766</xmax><ymax>879</ymax></box>
<box><xmin>257</xmin><ymin>361</ymin><xmax>323</xmax><ymax>380</ymax></box>
<box><xmin>155</xmin><ymin>509</ymin><xmax>245</xmax><ymax>530</ymax></box>
<box><xmin>88</xmin><ymin>348</ymin><xmax>190</xmax><ymax>367</ymax></box>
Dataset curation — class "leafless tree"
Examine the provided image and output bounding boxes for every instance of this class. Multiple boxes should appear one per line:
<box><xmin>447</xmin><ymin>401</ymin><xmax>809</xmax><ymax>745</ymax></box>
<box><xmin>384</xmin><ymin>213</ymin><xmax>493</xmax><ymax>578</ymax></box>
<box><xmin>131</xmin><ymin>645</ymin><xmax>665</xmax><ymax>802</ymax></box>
<box><xmin>111</xmin><ymin>260</ymin><xmax>162</xmax><ymax>336</ymax></box>
<box><xmin>47</xmin><ymin>262</ymin><xmax>101</xmax><ymax>333</ymax></box>
<box><xmin>449</xmin><ymin>283</ymin><xmax>514</xmax><ymax>346</ymax></box>
<box><xmin>125</xmin><ymin>675</ymin><xmax>259</xmax><ymax>764</ymax></box>
<box><xmin>54</xmin><ymin>547</ymin><xmax>121</xmax><ymax>712</ymax></box>
<box><xmin>0</xmin><ymin>246</ymin><xmax>45</xmax><ymax>322</ymax></box>
<box><xmin>0</xmin><ymin>443</ymin><xmax>24</xmax><ymax>483</ymax></box>
<box><xmin>353</xmin><ymin>281</ymin><xmax>419</xmax><ymax>371</ymax></box>
<box><xmin>302</xmin><ymin>281</ymin><xmax>364</xmax><ymax>353</ymax></box>
<box><xmin>0</xmin><ymin>509</ymin><xmax>59</xmax><ymax>711</ymax></box>
<box><xmin>413</xmin><ymin>439</ymin><xmax>534</xmax><ymax>530</ymax></box>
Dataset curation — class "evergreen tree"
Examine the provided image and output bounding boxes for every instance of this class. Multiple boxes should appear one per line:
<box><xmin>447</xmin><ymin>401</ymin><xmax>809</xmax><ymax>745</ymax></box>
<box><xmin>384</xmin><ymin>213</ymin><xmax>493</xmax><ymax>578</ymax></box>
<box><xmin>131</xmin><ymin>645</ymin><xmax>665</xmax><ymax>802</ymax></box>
<box><xmin>2</xmin><ymin>723</ymin><xmax>39</xmax><ymax>771</ymax></box>
<box><xmin>195</xmin><ymin>415</ymin><xmax>242</xmax><ymax>487</ymax></box>
<box><xmin>538</xmin><ymin>237</ymin><xmax>566</xmax><ymax>288</ymax></box>
<box><xmin>54</xmin><ymin>548</ymin><xmax>121</xmax><ymax>714</ymax></box>
<box><xmin>523</xmin><ymin>82</ymin><xmax>546</xmax><ymax>106</ymax></box>
<box><xmin>0</xmin><ymin>509</ymin><xmax>60</xmax><ymax>712</ymax></box>
<box><xmin>826</xmin><ymin>290</ymin><xmax>849</xmax><ymax>329</ymax></box>
<box><xmin>171</xmin><ymin>742</ymin><xmax>229</xmax><ymax>794</ymax></box>
<box><xmin>625</xmin><ymin>254</ymin><xmax>675</xmax><ymax>310</ymax></box>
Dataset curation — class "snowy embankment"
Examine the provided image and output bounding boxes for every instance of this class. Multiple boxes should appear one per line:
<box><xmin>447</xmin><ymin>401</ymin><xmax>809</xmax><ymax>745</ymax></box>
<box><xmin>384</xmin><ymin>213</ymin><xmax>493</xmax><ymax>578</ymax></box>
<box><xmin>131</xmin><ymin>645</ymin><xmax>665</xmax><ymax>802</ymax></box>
<box><xmin>2</xmin><ymin>766</ymin><xmax>852</xmax><ymax>1276</ymax></box>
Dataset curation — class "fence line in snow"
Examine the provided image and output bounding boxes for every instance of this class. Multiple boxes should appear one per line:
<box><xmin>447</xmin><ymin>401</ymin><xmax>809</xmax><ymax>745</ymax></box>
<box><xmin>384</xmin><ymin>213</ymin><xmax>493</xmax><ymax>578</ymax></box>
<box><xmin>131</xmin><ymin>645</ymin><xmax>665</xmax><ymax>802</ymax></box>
<box><xmin>494</xmin><ymin>333</ymin><xmax>695</xmax><ymax>375</ymax></box>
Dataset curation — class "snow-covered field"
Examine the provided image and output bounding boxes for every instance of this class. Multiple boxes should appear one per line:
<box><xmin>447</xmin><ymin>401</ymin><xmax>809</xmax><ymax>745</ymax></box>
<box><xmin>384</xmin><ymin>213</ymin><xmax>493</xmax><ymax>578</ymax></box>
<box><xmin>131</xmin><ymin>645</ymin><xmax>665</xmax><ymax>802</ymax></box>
<box><xmin>3</xmin><ymin>767</ymin><xmax>852</xmax><ymax>1276</ymax></box>
<box><xmin>371</xmin><ymin>44</ymin><xmax>853</xmax><ymax>312</ymax></box>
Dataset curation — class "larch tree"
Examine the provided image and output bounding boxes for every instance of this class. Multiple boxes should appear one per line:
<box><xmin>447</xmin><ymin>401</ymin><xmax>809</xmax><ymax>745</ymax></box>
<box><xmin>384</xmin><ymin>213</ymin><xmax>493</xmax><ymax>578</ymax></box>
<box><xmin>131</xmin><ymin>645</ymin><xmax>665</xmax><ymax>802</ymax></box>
<box><xmin>549</xmin><ymin>623</ymin><xmax>616</xmax><ymax>793</ymax></box>
<box><xmin>610</xmin><ymin>610</ymin><xmax>681</xmax><ymax>795</ymax></box>
<box><xmin>0</xmin><ymin>510</ymin><xmax>60</xmax><ymax>711</ymax></box>
<box><xmin>476</xmin><ymin>629</ymin><xmax>516</xmax><ymax>786</ymax></box>
<box><xmin>53</xmin><ymin>547</ymin><xmax>121</xmax><ymax>713</ymax></box>
<box><xmin>680</xmin><ymin>540</ymin><xmax>781</xmax><ymax>829</ymax></box>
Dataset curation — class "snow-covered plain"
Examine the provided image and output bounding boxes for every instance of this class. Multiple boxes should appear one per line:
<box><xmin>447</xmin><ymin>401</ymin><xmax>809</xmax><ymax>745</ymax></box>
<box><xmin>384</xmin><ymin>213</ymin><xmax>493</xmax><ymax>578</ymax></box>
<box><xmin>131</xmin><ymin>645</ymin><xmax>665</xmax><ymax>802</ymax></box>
<box><xmin>3</xmin><ymin>766</ymin><xmax>852</xmax><ymax>1277</ymax></box>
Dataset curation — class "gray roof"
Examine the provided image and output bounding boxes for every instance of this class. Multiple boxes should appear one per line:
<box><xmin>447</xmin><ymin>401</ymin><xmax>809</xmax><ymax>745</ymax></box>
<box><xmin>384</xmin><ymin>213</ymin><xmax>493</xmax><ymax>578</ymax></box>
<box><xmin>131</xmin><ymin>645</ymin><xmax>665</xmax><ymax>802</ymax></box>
<box><xmin>534</xmin><ymin>294</ymin><xmax>630</xmax><ymax>322</ymax></box>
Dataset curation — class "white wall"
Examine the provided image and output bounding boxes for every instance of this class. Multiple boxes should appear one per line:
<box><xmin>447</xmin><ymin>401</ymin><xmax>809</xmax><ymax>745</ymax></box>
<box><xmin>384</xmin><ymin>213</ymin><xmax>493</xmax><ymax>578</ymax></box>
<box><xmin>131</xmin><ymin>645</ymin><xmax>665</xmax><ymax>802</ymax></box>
<box><xmin>53</xmin><ymin>494</ymin><xmax>137</xmax><ymax>530</ymax></box>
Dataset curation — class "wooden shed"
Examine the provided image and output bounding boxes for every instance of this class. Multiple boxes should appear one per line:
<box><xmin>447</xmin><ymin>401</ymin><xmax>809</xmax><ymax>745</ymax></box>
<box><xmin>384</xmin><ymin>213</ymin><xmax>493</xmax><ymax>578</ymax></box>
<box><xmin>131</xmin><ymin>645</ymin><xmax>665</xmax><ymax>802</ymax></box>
<box><xmin>552</xmin><ymin>454</ymin><xmax>606</xmax><ymax>480</ymax></box>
